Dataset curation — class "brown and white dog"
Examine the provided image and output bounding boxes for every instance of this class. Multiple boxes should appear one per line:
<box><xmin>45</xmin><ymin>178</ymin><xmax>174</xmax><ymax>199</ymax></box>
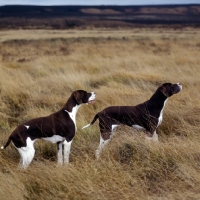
<box><xmin>1</xmin><ymin>90</ymin><xmax>96</xmax><ymax>169</ymax></box>
<box><xmin>82</xmin><ymin>83</ymin><xmax>182</xmax><ymax>159</ymax></box>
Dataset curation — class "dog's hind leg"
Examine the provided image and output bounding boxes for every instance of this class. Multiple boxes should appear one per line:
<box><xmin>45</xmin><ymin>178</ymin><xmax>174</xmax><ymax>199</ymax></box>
<box><xmin>16</xmin><ymin>137</ymin><xmax>35</xmax><ymax>169</ymax></box>
<box><xmin>96</xmin><ymin>133</ymin><xmax>111</xmax><ymax>160</ymax></box>
<box><xmin>63</xmin><ymin>140</ymin><xmax>72</xmax><ymax>164</ymax></box>
<box><xmin>111</xmin><ymin>124</ymin><xmax>119</xmax><ymax>137</ymax></box>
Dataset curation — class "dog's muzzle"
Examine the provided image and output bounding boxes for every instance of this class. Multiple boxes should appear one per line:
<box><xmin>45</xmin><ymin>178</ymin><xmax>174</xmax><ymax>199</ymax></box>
<box><xmin>88</xmin><ymin>92</ymin><xmax>96</xmax><ymax>104</ymax></box>
<box><xmin>177</xmin><ymin>83</ymin><xmax>182</xmax><ymax>91</ymax></box>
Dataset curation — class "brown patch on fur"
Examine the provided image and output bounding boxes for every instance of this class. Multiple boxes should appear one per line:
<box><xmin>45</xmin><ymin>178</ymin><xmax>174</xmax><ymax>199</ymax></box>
<box><xmin>101</xmin><ymin>132</ymin><xmax>111</xmax><ymax>140</ymax></box>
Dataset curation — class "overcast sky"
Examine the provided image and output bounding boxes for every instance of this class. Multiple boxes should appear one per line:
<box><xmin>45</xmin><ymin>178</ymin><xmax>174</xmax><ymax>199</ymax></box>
<box><xmin>0</xmin><ymin>0</ymin><xmax>199</xmax><ymax>6</ymax></box>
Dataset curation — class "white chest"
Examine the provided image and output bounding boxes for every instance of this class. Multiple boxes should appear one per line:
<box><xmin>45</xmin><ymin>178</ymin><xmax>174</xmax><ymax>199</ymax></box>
<box><xmin>157</xmin><ymin>99</ymin><xmax>168</xmax><ymax>127</ymax></box>
<box><xmin>157</xmin><ymin>113</ymin><xmax>163</xmax><ymax>127</ymax></box>
<box><xmin>65</xmin><ymin>105</ymin><xmax>81</xmax><ymax>130</ymax></box>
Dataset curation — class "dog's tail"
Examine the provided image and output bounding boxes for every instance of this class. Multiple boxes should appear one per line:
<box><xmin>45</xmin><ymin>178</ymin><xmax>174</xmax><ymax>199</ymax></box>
<box><xmin>1</xmin><ymin>138</ymin><xmax>11</xmax><ymax>150</ymax></box>
<box><xmin>82</xmin><ymin>113</ymin><xmax>99</xmax><ymax>129</ymax></box>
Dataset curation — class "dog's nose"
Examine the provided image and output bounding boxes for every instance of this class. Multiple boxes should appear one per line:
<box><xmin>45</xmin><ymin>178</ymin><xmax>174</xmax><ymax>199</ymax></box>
<box><xmin>177</xmin><ymin>83</ymin><xmax>182</xmax><ymax>90</ymax></box>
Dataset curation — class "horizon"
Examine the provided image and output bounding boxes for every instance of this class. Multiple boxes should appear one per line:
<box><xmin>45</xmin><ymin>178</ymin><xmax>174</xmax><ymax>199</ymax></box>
<box><xmin>0</xmin><ymin>0</ymin><xmax>200</xmax><ymax>6</ymax></box>
<box><xmin>1</xmin><ymin>3</ymin><xmax>200</xmax><ymax>6</ymax></box>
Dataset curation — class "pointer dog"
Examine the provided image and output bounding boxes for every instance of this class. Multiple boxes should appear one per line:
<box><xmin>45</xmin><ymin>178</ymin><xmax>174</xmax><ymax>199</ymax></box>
<box><xmin>83</xmin><ymin>83</ymin><xmax>182</xmax><ymax>159</ymax></box>
<box><xmin>1</xmin><ymin>90</ymin><xmax>96</xmax><ymax>169</ymax></box>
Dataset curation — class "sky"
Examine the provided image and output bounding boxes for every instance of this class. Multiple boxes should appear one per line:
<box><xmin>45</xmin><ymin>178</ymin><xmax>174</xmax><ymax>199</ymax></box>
<box><xmin>0</xmin><ymin>0</ymin><xmax>199</xmax><ymax>6</ymax></box>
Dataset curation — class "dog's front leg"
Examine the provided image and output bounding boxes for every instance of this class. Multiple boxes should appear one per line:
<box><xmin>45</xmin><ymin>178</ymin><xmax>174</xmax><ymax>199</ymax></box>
<box><xmin>57</xmin><ymin>142</ymin><xmax>63</xmax><ymax>165</ymax></box>
<box><xmin>145</xmin><ymin>130</ymin><xmax>158</xmax><ymax>142</ymax></box>
<box><xmin>152</xmin><ymin>131</ymin><xmax>158</xmax><ymax>141</ymax></box>
<box><xmin>63</xmin><ymin>140</ymin><xmax>72</xmax><ymax>164</ymax></box>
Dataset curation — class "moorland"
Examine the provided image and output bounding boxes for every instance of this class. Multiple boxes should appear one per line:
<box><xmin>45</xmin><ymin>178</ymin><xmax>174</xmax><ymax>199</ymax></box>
<box><xmin>0</xmin><ymin>4</ymin><xmax>200</xmax><ymax>29</ymax></box>
<box><xmin>0</xmin><ymin>4</ymin><xmax>200</xmax><ymax>200</ymax></box>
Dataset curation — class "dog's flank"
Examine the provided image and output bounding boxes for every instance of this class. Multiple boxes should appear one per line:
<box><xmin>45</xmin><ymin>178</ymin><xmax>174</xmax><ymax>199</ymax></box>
<box><xmin>83</xmin><ymin>83</ymin><xmax>182</xmax><ymax>159</ymax></box>
<box><xmin>1</xmin><ymin>90</ymin><xmax>96</xmax><ymax>169</ymax></box>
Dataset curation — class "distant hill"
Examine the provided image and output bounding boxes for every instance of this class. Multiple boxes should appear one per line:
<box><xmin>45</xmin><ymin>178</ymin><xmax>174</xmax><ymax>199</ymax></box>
<box><xmin>0</xmin><ymin>5</ymin><xmax>200</xmax><ymax>29</ymax></box>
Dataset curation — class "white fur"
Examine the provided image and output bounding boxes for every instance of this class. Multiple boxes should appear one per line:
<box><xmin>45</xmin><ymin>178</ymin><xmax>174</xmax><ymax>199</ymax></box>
<box><xmin>82</xmin><ymin>124</ymin><xmax>91</xmax><ymax>129</ymax></box>
<box><xmin>96</xmin><ymin>135</ymin><xmax>111</xmax><ymax>160</ymax></box>
<box><xmin>152</xmin><ymin>131</ymin><xmax>158</xmax><ymax>141</ymax></box>
<box><xmin>157</xmin><ymin>99</ymin><xmax>168</xmax><ymax>127</ymax></box>
<box><xmin>15</xmin><ymin>135</ymin><xmax>72</xmax><ymax>168</ymax></box>
<box><xmin>63</xmin><ymin>140</ymin><xmax>72</xmax><ymax>164</ymax></box>
<box><xmin>57</xmin><ymin>142</ymin><xmax>63</xmax><ymax>165</ymax></box>
<box><xmin>145</xmin><ymin>131</ymin><xmax>158</xmax><ymax>142</ymax></box>
<box><xmin>42</xmin><ymin>135</ymin><xmax>65</xmax><ymax>143</ymax></box>
<box><xmin>65</xmin><ymin>105</ymin><xmax>81</xmax><ymax>131</ymax></box>
<box><xmin>42</xmin><ymin>135</ymin><xmax>72</xmax><ymax>165</ymax></box>
<box><xmin>14</xmin><ymin>137</ymin><xmax>36</xmax><ymax>169</ymax></box>
<box><xmin>112</xmin><ymin>124</ymin><xmax>119</xmax><ymax>131</ymax></box>
<box><xmin>177</xmin><ymin>83</ymin><xmax>182</xmax><ymax>91</ymax></box>
<box><xmin>24</xmin><ymin>125</ymin><xmax>30</xmax><ymax>129</ymax></box>
<box><xmin>132</xmin><ymin>124</ymin><xmax>145</xmax><ymax>130</ymax></box>
<box><xmin>111</xmin><ymin>124</ymin><xmax>119</xmax><ymax>137</ymax></box>
<box><xmin>88</xmin><ymin>92</ymin><xmax>96</xmax><ymax>104</ymax></box>
<box><xmin>95</xmin><ymin>124</ymin><xmax>119</xmax><ymax>159</ymax></box>
<box><xmin>57</xmin><ymin>140</ymin><xmax>72</xmax><ymax>164</ymax></box>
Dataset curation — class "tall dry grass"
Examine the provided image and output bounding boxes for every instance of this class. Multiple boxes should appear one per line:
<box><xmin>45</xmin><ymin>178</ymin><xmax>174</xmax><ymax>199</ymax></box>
<box><xmin>0</xmin><ymin>28</ymin><xmax>200</xmax><ymax>200</ymax></box>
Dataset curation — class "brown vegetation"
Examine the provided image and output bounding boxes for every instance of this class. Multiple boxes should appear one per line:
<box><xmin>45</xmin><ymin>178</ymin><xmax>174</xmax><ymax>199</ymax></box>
<box><xmin>0</xmin><ymin>5</ymin><xmax>200</xmax><ymax>30</ymax></box>
<box><xmin>0</xmin><ymin>27</ymin><xmax>200</xmax><ymax>199</ymax></box>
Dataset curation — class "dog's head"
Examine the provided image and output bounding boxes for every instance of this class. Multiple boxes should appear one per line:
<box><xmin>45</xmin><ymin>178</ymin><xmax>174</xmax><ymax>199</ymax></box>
<box><xmin>73</xmin><ymin>90</ymin><xmax>96</xmax><ymax>105</ymax></box>
<box><xmin>160</xmin><ymin>83</ymin><xmax>182</xmax><ymax>97</ymax></box>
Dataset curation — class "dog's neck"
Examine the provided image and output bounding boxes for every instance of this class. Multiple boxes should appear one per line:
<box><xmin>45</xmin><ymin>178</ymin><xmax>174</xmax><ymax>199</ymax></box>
<box><xmin>63</xmin><ymin>95</ymin><xmax>81</xmax><ymax>113</ymax></box>
<box><xmin>149</xmin><ymin>88</ymin><xmax>168</xmax><ymax>105</ymax></box>
<box><xmin>63</xmin><ymin>96</ymin><xmax>82</xmax><ymax>125</ymax></box>
<box><xmin>64</xmin><ymin>104</ymin><xmax>81</xmax><ymax>125</ymax></box>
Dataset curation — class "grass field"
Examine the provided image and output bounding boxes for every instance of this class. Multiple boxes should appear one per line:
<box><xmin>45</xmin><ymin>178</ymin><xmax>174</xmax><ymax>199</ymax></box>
<box><xmin>0</xmin><ymin>27</ymin><xmax>200</xmax><ymax>200</ymax></box>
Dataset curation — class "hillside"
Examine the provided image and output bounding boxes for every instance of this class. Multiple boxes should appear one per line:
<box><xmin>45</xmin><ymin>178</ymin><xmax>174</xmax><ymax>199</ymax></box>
<box><xmin>0</xmin><ymin>5</ymin><xmax>200</xmax><ymax>29</ymax></box>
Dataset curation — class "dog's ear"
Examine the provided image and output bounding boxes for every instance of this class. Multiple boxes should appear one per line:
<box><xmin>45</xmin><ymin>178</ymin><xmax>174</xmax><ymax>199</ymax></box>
<box><xmin>73</xmin><ymin>91</ymin><xmax>82</xmax><ymax>104</ymax></box>
<box><xmin>160</xmin><ymin>85</ymin><xmax>170</xmax><ymax>97</ymax></box>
